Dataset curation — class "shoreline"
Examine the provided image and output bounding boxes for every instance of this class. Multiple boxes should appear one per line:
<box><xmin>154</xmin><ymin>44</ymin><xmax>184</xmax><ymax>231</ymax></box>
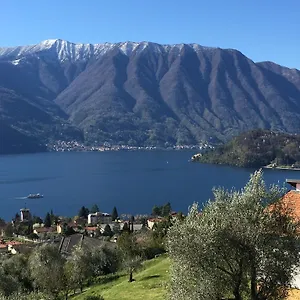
<box><xmin>263</xmin><ymin>166</ymin><xmax>300</xmax><ymax>171</ymax></box>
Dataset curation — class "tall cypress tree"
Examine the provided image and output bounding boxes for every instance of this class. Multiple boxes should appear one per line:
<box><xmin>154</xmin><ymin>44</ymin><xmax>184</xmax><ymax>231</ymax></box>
<box><xmin>44</xmin><ymin>212</ymin><xmax>52</xmax><ymax>228</ymax></box>
<box><xmin>111</xmin><ymin>206</ymin><xmax>118</xmax><ymax>221</ymax></box>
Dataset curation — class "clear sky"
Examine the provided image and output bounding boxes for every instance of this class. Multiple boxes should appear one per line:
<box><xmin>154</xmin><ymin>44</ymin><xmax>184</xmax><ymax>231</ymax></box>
<box><xmin>0</xmin><ymin>0</ymin><xmax>299</xmax><ymax>69</ymax></box>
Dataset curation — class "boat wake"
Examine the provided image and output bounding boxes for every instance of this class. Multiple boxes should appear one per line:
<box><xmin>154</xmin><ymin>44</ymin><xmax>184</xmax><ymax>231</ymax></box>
<box><xmin>15</xmin><ymin>197</ymin><xmax>27</xmax><ymax>200</ymax></box>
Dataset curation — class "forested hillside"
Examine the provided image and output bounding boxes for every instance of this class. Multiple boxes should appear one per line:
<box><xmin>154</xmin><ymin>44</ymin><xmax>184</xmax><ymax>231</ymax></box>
<box><xmin>193</xmin><ymin>129</ymin><xmax>300</xmax><ymax>168</ymax></box>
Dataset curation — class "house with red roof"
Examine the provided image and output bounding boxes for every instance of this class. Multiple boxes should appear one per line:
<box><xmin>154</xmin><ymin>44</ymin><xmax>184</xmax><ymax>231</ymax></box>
<box><xmin>271</xmin><ymin>179</ymin><xmax>300</xmax><ymax>221</ymax></box>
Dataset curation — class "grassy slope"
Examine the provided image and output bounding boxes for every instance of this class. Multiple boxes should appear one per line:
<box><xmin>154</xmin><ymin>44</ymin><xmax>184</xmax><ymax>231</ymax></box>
<box><xmin>71</xmin><ymin>254</ymin><xmax>300</xmax><ymax>300</ymax></box>
<box><xmin>72</xmin><ymin>255</ymin><xmax>170</xmax><ymax>300</ymax></box>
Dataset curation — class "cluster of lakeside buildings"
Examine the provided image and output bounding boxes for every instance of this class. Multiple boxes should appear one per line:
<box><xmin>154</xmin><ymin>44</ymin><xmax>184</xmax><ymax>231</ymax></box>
<box><xmin>46</xmin><ymin>140</ymin><xmax>213</xmax><ymax>152</ymax></box>
<box><xmin>0</xmin><ymin>205</ymin><xmax>174</xmax><ymax>256</ymax></box>
<box><xmin>1</xmin><ymin>178</ymin><xmax>299</xmax><ymax>258</ymax></box>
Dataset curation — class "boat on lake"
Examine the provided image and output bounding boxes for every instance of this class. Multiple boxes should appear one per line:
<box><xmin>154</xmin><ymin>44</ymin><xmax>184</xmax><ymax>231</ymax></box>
<box><xmin>27</xmin><ymin>193</ymin><xmax>44</xmax><ymax>199</ymax></box>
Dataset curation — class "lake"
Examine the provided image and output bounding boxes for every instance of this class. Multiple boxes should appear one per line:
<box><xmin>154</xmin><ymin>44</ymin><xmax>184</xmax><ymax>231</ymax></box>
<box><xmin>0</xmin><ymin>151</ymin><xmax>299</xmax><ymax>220</ymax></box>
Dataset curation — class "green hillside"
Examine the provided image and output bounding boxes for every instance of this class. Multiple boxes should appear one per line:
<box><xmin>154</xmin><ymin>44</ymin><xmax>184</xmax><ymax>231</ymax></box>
<box><xmin>72</xmin><ymin>255</ymin><xmax>170</xmax><ymax>300</ymax></box>
<box><xmin>193</xmin><ymin>129</ymin><xmax>300</xmax><ymax>168</ymax></box>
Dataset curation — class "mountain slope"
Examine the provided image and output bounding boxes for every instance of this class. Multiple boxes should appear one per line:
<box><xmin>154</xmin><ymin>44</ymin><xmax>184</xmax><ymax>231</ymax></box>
<box><xmin>0</xmin><ymin>39</ymin><xmax>300</xmax><ymax>151</ymax></box>
<box><xmin>0</xmin><ymin>119</ymin><xmax>46</xmax><ymax>154</ymax></box>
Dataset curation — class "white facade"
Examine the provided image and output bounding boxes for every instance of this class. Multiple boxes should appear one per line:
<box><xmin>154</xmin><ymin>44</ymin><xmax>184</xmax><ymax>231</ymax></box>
<box><xmin>88</xmin><ymin>212</ymin><xmax>112</xmax><ymax>225</ymax></box>
<box><xmin>20</xmin><ymin>208</ymin><xmax>31</xmax><ymax>222</ymax></box>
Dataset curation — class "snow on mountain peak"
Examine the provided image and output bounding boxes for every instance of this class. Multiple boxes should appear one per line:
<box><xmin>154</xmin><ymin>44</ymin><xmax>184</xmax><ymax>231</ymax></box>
<box><xmin>0</xmin><ymin>39</ymin><xmax>217</xmax><ymax>63</ymax></box>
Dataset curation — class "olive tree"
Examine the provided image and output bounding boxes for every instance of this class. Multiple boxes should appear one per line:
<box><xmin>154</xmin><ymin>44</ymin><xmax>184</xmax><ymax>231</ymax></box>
<box><xmin>117</xmin><ymin>232</ymin><xmax>143</xmax><ymax>282</ymax></box>
<box><xmin>167</xmin><ymin>170</ymin><xmax>300</xmax><ymax>300</ymax></box>
<box><xmin>29</xmin><ymin>244</ymin><xmax>65</xmax><ymax>299</ymax></box>
<box><xmin>66</xmin><ymin>246</ymin><xmax>93</xmax><ymax>293</ymax></box>
<box><xmin>0</xmin><ymin>292</ymin><xmax>52</xmax><ymax>300</ymax></box>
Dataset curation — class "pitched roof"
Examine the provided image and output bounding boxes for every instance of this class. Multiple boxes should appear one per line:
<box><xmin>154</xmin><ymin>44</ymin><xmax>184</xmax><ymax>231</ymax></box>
<box><xmin>58</xmin><ymin>233</ymin><xmax>106</xmax><ymax>255</ymax></box>
<box><xmin>272</xmin><ymin>190</ymin><xmax>300</xmax><ymax>221</ymax></box>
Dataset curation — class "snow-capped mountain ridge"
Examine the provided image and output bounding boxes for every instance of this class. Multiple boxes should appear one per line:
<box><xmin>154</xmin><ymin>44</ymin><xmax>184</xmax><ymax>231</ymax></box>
<box><xmin>0</xmin><ymin>39</ymin><xmax>218</xmax><ymax>62</ymax></box>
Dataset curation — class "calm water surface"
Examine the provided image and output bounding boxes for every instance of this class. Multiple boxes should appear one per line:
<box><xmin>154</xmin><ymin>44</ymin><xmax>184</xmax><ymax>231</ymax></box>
<box><xmin>0</xmin><ymin>151</ymin><xmax>299</xmax><ymax>220</ymax></box>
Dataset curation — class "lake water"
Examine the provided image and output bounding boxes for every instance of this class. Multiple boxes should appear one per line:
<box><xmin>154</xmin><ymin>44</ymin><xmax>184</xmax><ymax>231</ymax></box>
<box><xmin>0</xmin><ymin>151</ymin><xmax>299</xmax><ymax>221</ymax></box>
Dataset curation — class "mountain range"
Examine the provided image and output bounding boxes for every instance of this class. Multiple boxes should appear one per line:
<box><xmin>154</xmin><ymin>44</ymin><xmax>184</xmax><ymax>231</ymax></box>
<box><xmin>0</xmin><ymin>39</ymin><xmax>300</xmax><ymax>154</ymax></box>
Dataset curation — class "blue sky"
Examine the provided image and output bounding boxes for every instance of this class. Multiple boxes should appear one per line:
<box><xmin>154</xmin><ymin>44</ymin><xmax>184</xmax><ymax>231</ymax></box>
<box><xmin>0</xmin><ymin>0</ymin><xmax>299</xmax><ymax>69</ymax></box>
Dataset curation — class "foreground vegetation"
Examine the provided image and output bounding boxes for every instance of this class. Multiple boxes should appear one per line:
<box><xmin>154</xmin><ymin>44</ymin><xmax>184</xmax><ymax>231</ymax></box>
<box><xmin>72</xmin><ymin>255</ymin><xmax>169</xmax><ymax>300</ymax></box>
<box><xmin>194</xmin><ymin>129</ymin><xmax>300</xmax><ymax>168</ymax></box>
<box><xmin>1</xmin><ymin>170</ymin><xmax>300</xmax><ymax>300</ymax></box>
<box><xmin>168</xmin><ymin>170</ymin><xmax>300</xmax><ymax>300</ymax></box>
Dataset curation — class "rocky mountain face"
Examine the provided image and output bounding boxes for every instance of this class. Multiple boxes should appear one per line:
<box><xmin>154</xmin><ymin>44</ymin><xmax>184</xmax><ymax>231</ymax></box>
<box><xmin>0</xmin><ymin>39</ymin><xmax>299</xmax><ymax>153</ymax></box>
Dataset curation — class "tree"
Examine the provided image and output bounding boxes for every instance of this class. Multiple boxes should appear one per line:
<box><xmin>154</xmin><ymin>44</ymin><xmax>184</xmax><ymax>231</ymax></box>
<box><xmin>4</xmin><ymin>223</ymin><xmax>14</xmax><ymax>237</ymax></box>
<box><xmin>90</xmin><ymin>246</ymin><xmax>119</xmax><ymax>277</ymax></box>
<box><xmin>122</xmin><ymin>222</ymin><xmax>130</xmax><ymax>233</ymax></box>
<box><xmin>102</xmin><ymin>224</ymin><xmax>113</xmax><ymax>237</ymax></box>
<box><xmin>0</xmin><ymin>292</ymin><xmax>52</xmax><ymax>300</ymax></box>
<box><xmin>129</xmin><ymin>215</ymin><xmax>135</xmax><ymax>232</ymax></box>
<box><xmin>78</xmin><ymin>206</ymin><xmax>89</xmax><ymax>218</ymax></box>
<box><xmin>0</xmin><ymin>218</ymin><xmax>6</xmax><ymax>227</ymax></box>
<box><xmin>152</xmin><ymin>205</ymin><xmax>160</xmax><ymax>216</ymax></box>
<box><xmin>44</xmin><ymin>212</ymin><xmax>51</xmax><ymax>228</ymax></box>
<box><xmin>152</xmin><ymin>203</ymin><xmax>172</xmax><ymax>217</ymax></box>
<box><xmin>49</xmin><ymin>209</ymin><xmax>58</xmax><ymax>224</ymax></box>
<box><xmin>32</xmin><ymin>216</ymin><xmax>43</xmax><ymax>224</ymax></box>
<box><xmin>162</xmin><ymin>202</ymin><xmax>171</xmax><ymax>216</ymax></box>
<box><xmin>66</xmin><ymin>246</ymin><xmax>93</xmax><ymax>293</ymax></box>
<box><xmin>111</xmin><ymin>206</ymin><xmax>118</xmax><ymax>221</ymax></box>
<box><xmin>62</xmin><ymin>224</ymin><xmax>76</xmax><ymax>236</ymax></box>
<box><xmin>29</xmin><ymin>244</ymin><xmax>65</xmax><ymax>298</ymax></box>
<box><xmin>167</xmin><ymin>170</ymin><xmax>300</xmax><ymax>300</ymax></box>
<box><xmin>2</xmin><ymin>254</ymin><xmax>33</xmax><ymax>292</ymax></box>
<box><xmin>117</xmin><ymin>232</ymin><xmax>142</xmax><ymax>282</ymax></box>
<box><xmin>152</xmin><ymin>216</ymin><xmax>172</xmax><ymax>243</ymax></box>
<box><xmin>14</xmin><ymin>213</ymin><xmax>20</xmax><ymax>222</ymax></box>
<box><xmin>0</xmin><ymin>267</ymin><xmax>19</xmax><ymax>297</ymax></box>
<box><xmin>90</xmin><ymin>204</ymin><xmax>99</xmax><ymax>213</ymax></box>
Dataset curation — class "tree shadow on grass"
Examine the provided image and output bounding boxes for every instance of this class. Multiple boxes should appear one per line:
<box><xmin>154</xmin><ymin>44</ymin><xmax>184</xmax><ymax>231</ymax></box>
<box><xmin>140</xmin><ymin>275</ymin><xmax>161</xmax><ymax>281</ymax></box>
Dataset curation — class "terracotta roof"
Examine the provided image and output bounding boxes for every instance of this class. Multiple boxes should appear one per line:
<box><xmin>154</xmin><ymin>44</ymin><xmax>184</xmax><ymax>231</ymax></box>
<box><xmin>85</xmin><ymin>227</ymin><xmax>98</xmax><ymax>231</ymax></box>
<box><xmin>0</xmin><ymin>241</ymin><xmax>23</xmax><ymax>249</ymax></box>
<box><xmin>270</xmin><ymin>190</ymin><xmax>300</xmax><ymax>221</ymax></box>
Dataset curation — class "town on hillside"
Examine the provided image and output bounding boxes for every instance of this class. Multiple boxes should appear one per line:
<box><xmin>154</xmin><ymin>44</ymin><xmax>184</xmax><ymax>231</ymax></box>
<box><xmin>1</xmin><ymin>178</ymin><xmax>300</xmax><ymax>257</ymax></box>
<box><xmin>0</xmin><ymin>201</ymin><xmax>178</xmax><ymax>256</ymax></box>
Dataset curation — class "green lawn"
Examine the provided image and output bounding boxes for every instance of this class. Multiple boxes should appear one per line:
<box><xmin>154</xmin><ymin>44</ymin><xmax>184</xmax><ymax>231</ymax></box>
<box><xmin>72</xmin><ymin>255</ymin><xmax>170</xmax><ymax>300</ymax></box>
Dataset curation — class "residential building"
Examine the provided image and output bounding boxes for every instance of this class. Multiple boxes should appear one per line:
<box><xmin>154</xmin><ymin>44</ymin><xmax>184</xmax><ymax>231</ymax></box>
<box><xmin>58</xmin><ymin>233</ymin><xmax>111</xmax><ymax>255</ymax></box>
<box><xmin>147</xmin><ymin>217</ymin><xmax>164</xmax><ymax>230</ymax></box>
<box><xmin>33</xmin><ymin>226</ymin><xmax>56</xmax><ymax>236</ymax></box>
<box><xmin>88</xmin><ymin>212</ymin><xmax>112</xmax><ymax>225</ymax></box>
<box><xmin>20</xmin><ymin>208</ymin><xmax>31</xmax><ymax>222</ymax></box>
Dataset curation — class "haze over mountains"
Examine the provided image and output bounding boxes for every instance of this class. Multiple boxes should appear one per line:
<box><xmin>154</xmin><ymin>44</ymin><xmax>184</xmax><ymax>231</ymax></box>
<box><xmin>0</xmin><ymin>39</ymin><xmax>300</xmax><ymax>154</ymax></box>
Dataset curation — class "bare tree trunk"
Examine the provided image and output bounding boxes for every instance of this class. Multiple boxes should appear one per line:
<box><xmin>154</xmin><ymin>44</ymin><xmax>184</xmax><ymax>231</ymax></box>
<box><xmin>251</xmin><ymin>262</ymin><xmax>257</xmax><ymax>300</ymax></box>
<box><xmin>233</xmin><ymin>258</ymin><xmax>243</xmax><ymax>300</ymax></box>
<box><xmin>233</xmin><ymin>283</ymin><xmax>242</xmax><ymax>300</ymax></box>
<box><xmin>129</xmin><ymin>271</ymin><xmax>133</xmax><ymax>282</ymax></box>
